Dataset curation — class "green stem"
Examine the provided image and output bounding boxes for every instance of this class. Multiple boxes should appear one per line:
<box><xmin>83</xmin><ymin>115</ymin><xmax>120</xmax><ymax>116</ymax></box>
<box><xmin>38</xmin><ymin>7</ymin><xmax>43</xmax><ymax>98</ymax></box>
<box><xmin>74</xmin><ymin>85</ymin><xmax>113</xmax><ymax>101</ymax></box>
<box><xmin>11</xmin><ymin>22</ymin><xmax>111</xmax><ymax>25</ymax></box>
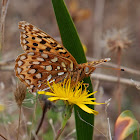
<box><xmin>55</xmin><ymin>103</ymin><xmax>73</xmax><ymax>140</ymax></box>
<box><xmin>55</xmin><ymin>121</ymin><xmax>67</xmax><ymax>140</ymax></box>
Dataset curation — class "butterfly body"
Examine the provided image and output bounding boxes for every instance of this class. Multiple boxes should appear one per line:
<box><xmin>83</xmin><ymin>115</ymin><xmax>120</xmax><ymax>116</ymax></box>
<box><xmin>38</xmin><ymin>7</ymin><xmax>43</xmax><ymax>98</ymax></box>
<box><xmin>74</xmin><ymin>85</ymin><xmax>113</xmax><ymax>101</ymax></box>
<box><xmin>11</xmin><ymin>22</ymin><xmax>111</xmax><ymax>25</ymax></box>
<box><xmin>15</xmin><ymin>21</ymin><xmax>110</xmax><ymax>92</ymax></box>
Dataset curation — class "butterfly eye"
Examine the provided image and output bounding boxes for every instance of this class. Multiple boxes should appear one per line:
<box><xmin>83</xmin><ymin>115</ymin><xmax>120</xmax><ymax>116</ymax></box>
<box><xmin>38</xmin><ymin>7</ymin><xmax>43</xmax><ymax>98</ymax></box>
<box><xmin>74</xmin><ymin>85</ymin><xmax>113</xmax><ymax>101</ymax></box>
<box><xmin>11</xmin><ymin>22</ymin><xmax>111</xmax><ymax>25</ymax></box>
<box><xmin>84</xmin><ymin>67</ymin><xmax>89</xmax><ymax>74</ymax></box>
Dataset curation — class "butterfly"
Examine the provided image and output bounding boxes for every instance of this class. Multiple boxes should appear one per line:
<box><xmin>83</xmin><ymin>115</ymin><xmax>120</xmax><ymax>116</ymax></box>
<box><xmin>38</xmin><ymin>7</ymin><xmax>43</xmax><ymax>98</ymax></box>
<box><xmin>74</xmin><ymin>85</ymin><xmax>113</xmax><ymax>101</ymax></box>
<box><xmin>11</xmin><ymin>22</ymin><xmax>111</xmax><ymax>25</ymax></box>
<box><xmin>15</xmin><ymin>21</ymin><xmax>110</xmax><ymax>93</ymax></box>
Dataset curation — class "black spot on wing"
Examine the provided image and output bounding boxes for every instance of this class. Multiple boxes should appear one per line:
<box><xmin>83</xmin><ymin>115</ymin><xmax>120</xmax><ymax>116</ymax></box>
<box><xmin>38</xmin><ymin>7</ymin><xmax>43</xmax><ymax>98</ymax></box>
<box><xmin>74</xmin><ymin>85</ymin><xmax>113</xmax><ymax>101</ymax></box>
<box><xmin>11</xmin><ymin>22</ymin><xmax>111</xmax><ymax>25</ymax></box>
<box><xmin>30</xmin><ymin>65</ymin><xmax>34</xmax><ymax>68</ymax></box>
<box><xmin>39</xmin><ymin>49</ymin><xmax>43</xmax><ymax>53</ymax></box>
<box><xmin>55</xmin><ymin>47</ymin><xmax>63</xmax><ymax>50</ymax></box>
<box><xmin>50</xmin><ymin>42</ymin><xmax>57</xmax><ymax>47</ymax></box>
<box><xmin>26</xmin><ymin>45</ymin><xmax>30</xmax><ymax>50</ymax></box>
<box><xmin>33</xmin><ymin>75</ymin><xmax>37</xmax><ymax>79</ymax></box>
<box><xmin>59</xmin><ymin>51</ymin><xmax>67</xmax><ymax>54</ymax></box>
<box><xmin>44</xmin><ymin>36</ymin><xmax>50</xmax><ymax>39</ymax></box>
<box><xmin>33</xmin><ymin>43</ymin><xmax>38</xmax><ymax>46</ymax></box>
<box><xmin>37</xmin><ymin>35</ymin><xmax>42</xmax><ymax>38</ymax></box>
<box><xmin>26</xmin><ymin>41</ymin><xmax>29</xmax><ymax>44</ymax></box>
<box><xmin>32</xmin><ymin>37</ymin><xmax>35</xmax><ymax>40</ymax></box>
<box><xmin>40</xmin><ymin>39</ymin><xmax>46</xmax><ymax>44</ymax></box>
<box><xmin>46</xmin><ymin>47</ymin><xmax>51</xmax><ymax>51</ymax></box>
<box><xmin>32</xmin><ymin>47</ymin><xmax>36</xmax><ymax>50</ymax></box>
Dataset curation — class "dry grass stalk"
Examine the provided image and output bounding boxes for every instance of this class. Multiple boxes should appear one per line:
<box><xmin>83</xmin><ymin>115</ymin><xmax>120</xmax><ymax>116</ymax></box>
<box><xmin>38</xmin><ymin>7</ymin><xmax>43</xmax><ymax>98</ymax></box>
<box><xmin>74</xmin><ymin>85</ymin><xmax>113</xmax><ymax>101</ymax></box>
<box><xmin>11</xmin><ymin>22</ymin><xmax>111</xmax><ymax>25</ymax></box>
<box><xmin>93</xmin><ymin>0</ymin><xmax>105</xmax><ymax>58</ymax></box>
<box><xmin>101</xmin><ymin>27</ymin><xmax>132</xmax><ymax>113</ymax></box>
<box><xmin>14</xmin><ymin>82</ymin><xmax>26</xmax><ymax>140</ymax></box>
<box><xmin>105</xmin><ymin>98</ymin><xmax>112</xmax><ymax>140</ymax></box>
<box><xmin>1</xmin><ymin>58</ymin><xmax>140</xmax><ymax>76</ymax></box>
<box><xmin>31</xmin><ymin>96</ymin><xmax>54</xmax><ymax>140</ymax></box>
<box><xmin>0</xmin><ymin>133</ymin><xmax>7</xmax><ymax>140</ymax></box>
<box><xmin>87</xmin><ymin>56</ymin><xmax>140</xmax><ymax>76</ymax></box>
<box><xmin>0</xmin><ymin>59</ymin><xmax>14</xmax><ymax>66</ymax></box>
<box><xmin>91</xmin><ymin>73</ymin><xmax>140</xmax><ymax>87</ymax></box>
<box><xmin>0</xmin><ymin>0</ymin><xmax>10</xmax><ymax>51</ymax></box>
<box><xmin>14</xmin><ymin>82</ymin><xmax>26</xmax><ymax>107</ymax></box>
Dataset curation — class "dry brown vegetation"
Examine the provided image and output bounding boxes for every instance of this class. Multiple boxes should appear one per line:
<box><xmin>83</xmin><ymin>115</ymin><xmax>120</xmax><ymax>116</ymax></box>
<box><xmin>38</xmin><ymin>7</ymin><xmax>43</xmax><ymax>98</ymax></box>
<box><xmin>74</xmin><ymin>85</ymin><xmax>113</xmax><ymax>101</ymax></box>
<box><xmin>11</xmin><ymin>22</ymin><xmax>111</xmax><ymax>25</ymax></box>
<box><xmin>0</xmin><ymin>0</ymin><xmax>140</xmax><ymax>139</ymax></box>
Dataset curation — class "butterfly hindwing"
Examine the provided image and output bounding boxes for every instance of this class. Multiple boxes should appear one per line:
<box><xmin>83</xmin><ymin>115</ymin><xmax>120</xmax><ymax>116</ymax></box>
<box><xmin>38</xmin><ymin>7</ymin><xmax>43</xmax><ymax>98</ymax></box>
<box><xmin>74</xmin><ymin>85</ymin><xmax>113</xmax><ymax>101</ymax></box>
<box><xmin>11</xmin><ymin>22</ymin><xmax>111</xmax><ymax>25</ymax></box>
<box><xmin>15</xmin><ymin>52</ymin><xmax>74</xmax><ymax>92</ymax></box>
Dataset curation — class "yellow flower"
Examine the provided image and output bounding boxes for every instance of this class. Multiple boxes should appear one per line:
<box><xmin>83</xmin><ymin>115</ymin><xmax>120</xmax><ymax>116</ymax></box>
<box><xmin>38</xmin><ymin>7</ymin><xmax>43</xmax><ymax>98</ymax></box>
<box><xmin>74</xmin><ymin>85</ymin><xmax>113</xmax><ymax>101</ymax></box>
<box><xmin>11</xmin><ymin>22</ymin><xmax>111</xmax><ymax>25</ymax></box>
<box><xmin>38</xmin><ymin>79</ymin><xmax>103</xmax><ymax>115</ymax></box>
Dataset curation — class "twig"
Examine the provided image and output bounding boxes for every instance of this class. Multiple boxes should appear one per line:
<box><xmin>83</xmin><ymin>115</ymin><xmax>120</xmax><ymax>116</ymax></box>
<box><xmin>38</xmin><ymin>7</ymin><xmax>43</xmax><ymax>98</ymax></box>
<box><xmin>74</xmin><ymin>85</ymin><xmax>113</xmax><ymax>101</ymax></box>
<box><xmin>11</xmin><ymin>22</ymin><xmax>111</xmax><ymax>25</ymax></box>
<box><xmin>35</xmin><ymin>108</ymin><xmax>46</xmax><ymax>135</ymax></box>
<box><xmin>107</xmin><ymin>118</ymin><xmax>112</xmax><ymax>140</ymax></box>
<box><xmin>49</xmin><ymin>119</ymin><xmax>56</xmax><ymax>138</ymax></box>
<box><xmin>1</xmin><ymin>64</ymin><xmax>140</xmax><ymax>87</ymax></box>
<box><xmin>17</xmin><ymin>107</ymin><xmax>22</xmax><ymax>140</ymax></box>
<box><xmin>55</xmin><ymin>125</ymin><xmax>66</xmax><ymax>140</ymax></box>
<box><xmin>0</xmin><ymin>0</ymin><xmax>10</xmax><ymax>51</ymax></box>
<box><xmin>105</xmin><ymin>99</ymin><xmax>112</xmax><ymax>140</ymax></box>
<box><xmin>2</xmin><ymin>112</ymin><xmax>10</xmax><ymax>140</ymax></box>
<box><xmin>31</xmin><ymin>110</ymin><xmax>46</xmax><ymax>140</ymax></box>
<box><xmin>93</xmin><ymin>0</ymin><xmax>105</xmax><ymax>58</ymax></box>
<box><xmin>64</xmin><ymin>129</ymin><xmax>76</xmax><ymax>139</ymax></box>
<box><xmin>0</xmin><ymin>57</ymin><xmax>140</xmax><ymax>76</ymax></box>
<box><xmin>0</xmin><ymin>134</ymin><xmax>7</xmax><ymax>140</ymax></box>
<box><xmin>0</xmin><ymin>59</ymin><xmax>14</xmax><ymax>66</ymax></box>
<box><xmin>0</xmin><ymin>65</ymin><xmax>14</xmax><ymax>71</ymax></box>
<box><xmin>32</xmin><ymin>97</ymin><xmax>53</xmax><ymax>140</ymax></box>
<box><xmin>29</xmin><ymin>96</ymin><xmax>38</xmax><ymax>140</ymax></box>
<box><xmin>93</xmin><ymin>80</ymin><xmax>100</xmax><ymax>92</ymax></box>
<box><xmin>77</xmin><ymin>111</ymin><xmax>107</xmax><ymax>138</ymax></box>
<box><xmin>87</xmin><ymin>56</ymin><xmax>140</xmax><ymax>76</ymax></box>
<box><xmin>116</xmin><ymin>48</ymin><xmax>121</xmax><ymax>114</ymax></box>
<box><xmin>91</xmin><ymin>73</ymin><xmax>140</xmax><ymax>87</ymax></box>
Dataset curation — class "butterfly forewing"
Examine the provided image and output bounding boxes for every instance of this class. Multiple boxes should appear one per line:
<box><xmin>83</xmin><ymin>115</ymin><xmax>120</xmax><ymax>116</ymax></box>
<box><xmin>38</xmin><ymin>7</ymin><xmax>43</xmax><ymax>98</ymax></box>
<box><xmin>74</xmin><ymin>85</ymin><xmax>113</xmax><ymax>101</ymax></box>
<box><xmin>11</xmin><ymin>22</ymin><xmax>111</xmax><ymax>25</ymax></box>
<box><xmin>15</xmin><ymin>21</ymin><xmax>80</xmax><ymax>92</ymax></box>
<box><xmin>19</xmin><ymin>21</ymin><xmax>77</xmax><ymax>65</ymax></box>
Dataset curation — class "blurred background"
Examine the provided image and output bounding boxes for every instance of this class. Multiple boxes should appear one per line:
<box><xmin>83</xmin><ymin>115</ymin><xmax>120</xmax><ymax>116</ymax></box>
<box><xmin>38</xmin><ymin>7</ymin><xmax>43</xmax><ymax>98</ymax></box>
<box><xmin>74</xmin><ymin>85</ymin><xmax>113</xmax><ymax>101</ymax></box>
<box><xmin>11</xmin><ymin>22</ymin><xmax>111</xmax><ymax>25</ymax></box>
<box><xmin>0</xmin><ymin>0</ymin><xmax>140</xmax><ymax>139</ymax></box>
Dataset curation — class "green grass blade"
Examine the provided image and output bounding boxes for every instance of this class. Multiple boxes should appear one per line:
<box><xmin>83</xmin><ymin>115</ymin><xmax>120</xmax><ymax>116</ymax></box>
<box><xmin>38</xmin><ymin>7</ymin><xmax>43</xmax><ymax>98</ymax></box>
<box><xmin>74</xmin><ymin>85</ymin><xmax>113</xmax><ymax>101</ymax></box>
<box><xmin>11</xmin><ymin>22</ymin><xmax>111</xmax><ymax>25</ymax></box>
<box><xmin>51</xmin><ymin>0</ymin><xmax>94</xmax><ymax>139</ymax></box>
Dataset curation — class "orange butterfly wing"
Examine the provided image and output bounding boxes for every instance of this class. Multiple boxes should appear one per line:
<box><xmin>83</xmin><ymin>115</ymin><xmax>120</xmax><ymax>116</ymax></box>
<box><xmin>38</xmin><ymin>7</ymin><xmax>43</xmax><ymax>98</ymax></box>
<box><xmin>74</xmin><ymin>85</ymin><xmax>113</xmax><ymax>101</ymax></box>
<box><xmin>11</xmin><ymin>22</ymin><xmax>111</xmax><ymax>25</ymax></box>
<box><xmin>15</xmin><ymin>21</ymin><xmax>78</xmax><ymax>92</ymax></box>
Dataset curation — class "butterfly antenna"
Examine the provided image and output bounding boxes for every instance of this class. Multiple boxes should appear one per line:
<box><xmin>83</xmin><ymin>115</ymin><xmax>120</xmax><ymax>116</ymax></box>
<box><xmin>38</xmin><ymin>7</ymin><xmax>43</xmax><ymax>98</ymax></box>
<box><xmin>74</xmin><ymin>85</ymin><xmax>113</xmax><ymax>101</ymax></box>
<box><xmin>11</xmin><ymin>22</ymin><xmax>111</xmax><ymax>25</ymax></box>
<box><xmin>90</xmin><ymin>58</ymin><xmax>111</xmax><ymax>67</ymax></box>
<box><xmin>96</xmin><ymin>66</ymin><xmax>125</xmax><ymax>71</ymax></box>
<box><xmin>92</xmin><ymin>58</ymin><xmax>125</xmax><ymax>71</ymax></box>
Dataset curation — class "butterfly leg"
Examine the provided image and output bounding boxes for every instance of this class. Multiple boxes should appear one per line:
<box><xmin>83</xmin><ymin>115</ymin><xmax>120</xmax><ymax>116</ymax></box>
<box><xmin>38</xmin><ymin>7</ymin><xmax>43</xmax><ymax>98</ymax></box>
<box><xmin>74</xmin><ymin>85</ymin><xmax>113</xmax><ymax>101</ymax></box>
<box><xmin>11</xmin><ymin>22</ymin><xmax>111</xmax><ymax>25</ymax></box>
<box><xmin>75</xmin><ymin>69</ymin><xmax>82</xmax><ymax>85</ymax></box>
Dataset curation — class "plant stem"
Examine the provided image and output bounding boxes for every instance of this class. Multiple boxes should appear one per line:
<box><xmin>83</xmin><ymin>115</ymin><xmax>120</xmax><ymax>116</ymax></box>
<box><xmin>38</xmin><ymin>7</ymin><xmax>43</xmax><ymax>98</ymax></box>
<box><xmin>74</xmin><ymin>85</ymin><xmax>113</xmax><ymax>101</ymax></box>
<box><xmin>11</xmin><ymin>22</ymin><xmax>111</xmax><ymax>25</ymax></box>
<box><xmin>55</xmin><ymin>121</ymin><xmax>66</xmax><ymax>140</ymax></box>
<box><xmin>91</xmin><ymin>73</ymin><xmax>140</xmax><ymax>87</ymax></box>
<box><xmin>31</xmin><ymin>96</ymin><xmax>53</xmax><ymax>140</ymax></box>
<box><xmin>0</xmin><ymin>0</ymin><xmax>9</xmax><ymax>52</ymax></box>
<box><xmin>28</xmin><ymin>96</ymin><xmax>38</xmax><ymax>140</ymax></box>
<box><xmin>55</xmin><ymin>103</ymin><xmax>72</xmax><ymax>140</ymax></box>
<box><xmin>17</xmin><ymin>106</ymin><xmax>22</xmax><ymax>140</ymax></box>
<box><xmin>0</xmin><ymin>134</ymin><xmax>7</xmax><ymax>140</ymax></box>
<box><xmin>31</xmin><ymin>105</ymin><xmax>46</xmax><ymax>140</ymax></box>
<box><xmin>116</xmin><ymin>48</ymin><xmax>122</xmax><ymax>114</ymax></box>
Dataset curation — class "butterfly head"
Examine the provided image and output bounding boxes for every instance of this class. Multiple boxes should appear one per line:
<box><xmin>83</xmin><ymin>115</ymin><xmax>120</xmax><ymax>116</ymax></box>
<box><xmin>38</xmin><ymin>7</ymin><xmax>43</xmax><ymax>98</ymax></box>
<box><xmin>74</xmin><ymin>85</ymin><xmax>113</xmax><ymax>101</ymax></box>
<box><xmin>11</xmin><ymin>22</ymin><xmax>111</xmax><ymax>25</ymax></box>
<box><xmin>82</xmin><ymin>63</ymin><xmax>96</xmax><ymax>76</ymax></box>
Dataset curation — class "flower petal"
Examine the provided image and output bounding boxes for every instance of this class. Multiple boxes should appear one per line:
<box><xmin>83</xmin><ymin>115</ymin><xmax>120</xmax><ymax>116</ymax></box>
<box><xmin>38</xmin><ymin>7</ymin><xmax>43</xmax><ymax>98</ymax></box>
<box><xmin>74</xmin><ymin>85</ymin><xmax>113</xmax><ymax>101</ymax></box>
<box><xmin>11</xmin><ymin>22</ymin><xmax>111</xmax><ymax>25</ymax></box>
<box><xmin>37</xmin><ymin>79</ymin><xmax>104</xmax><ymax>115</ymax></box>
<box><xmin>48</xmin><ymin>97</ymin><xmax>60</xmax><ymax>101</ymax></box>
<box><xmin>77</xmin><ymin>103</ymin><xmax>99</xmax><ymax>115</ymax></box>
<box><xmin>38</xmin><ymin>91</ymin><xmax>56</xmax><ymax>96</ymax></box>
